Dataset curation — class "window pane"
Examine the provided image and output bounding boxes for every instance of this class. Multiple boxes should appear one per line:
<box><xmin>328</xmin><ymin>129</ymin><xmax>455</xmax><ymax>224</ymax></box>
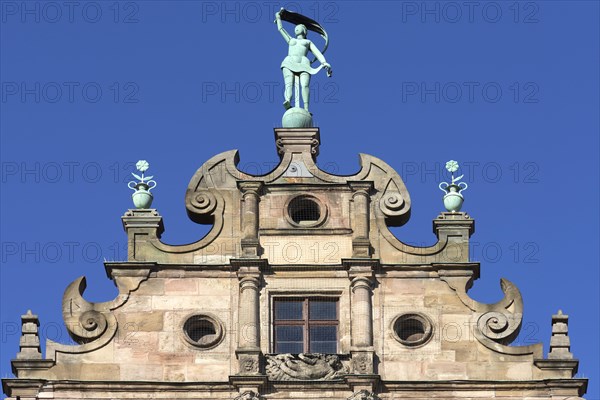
<box><xmin>275</xmin><ymin>301</ymin><xmax>303</xmax><ymax>320</ymax></box>
<box><xmin>310</xmin><ymin>340</ymin><xmax>337</xmax><ymax>354</ymax></box>
<box><xmin>310</xmin><ymin>325</ymin><xmax>336</xmax><ymax>341</ymax></box>
<box><xmin>275</xmin><ymin>326</ymin><xmax>303</xmax><ymax>354</ymax></box>
<box><xmin>310</xmin><ymin>325</ymin><xmax>337</xmax><ymax>353</ymax></box>
<box><xmin>309</xmin><ymin>300</ymin><xmax>337</xmax><ymax>320</ymax></box>
<box><xmin>277</xmin><ymin>342</ymin><xmax>304</xmax><ymax>354</ymax></box>
<box><xmin>276</xmin><ymin>326</ymin><xmax>303</xmax><ymax>341</ymax></box>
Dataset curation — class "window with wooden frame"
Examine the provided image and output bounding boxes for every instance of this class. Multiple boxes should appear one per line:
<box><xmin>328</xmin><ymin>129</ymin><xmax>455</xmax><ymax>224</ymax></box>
<box><xmin>273</xmin><ymin>297</ymin><xmax>338</xmax><ymax>354</ymax></box>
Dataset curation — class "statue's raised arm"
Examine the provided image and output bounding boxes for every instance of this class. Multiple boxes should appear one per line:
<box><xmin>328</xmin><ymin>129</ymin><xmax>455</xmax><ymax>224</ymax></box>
<box><xmin>275</xmin><ymin>10</ymin><xmax>291</xmax><ymax>43</ymax></box>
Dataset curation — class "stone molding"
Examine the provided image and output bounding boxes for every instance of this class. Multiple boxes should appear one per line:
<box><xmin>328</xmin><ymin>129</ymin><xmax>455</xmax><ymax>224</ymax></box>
<box><xmin>2</xmin><ymin>378</ymin><xmax>588</xmax><ymax>398</ymax></box>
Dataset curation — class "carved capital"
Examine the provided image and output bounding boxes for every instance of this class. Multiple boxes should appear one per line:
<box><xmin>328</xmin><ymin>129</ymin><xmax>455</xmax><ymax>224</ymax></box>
<box><xmin>346</xmin><ymin>262</ymin><xmax>377</xmax><ymax>281</ymax></box>
<box><xmin>274</xmin><ymin>128</ymin><xmax>320</xmax><ymax>159</ymax></box>
<box><xmin>238</xmin><ymin>181</ymin><xmax>264</xmax><ymax>198</ymax></box>
<box><xmin>351</xmin><ymin>276</ymin><xmax>373</xmax><ymax>292</ymax></box>
<box><xmin>349</xmin><ymin>181</ymin><xmax>373</xmax><ymax>197</ymax></box>
<box><xmin>239</xmin><ymin>276</ymin><xmax>260</xmax><ymax>292</ymax></box>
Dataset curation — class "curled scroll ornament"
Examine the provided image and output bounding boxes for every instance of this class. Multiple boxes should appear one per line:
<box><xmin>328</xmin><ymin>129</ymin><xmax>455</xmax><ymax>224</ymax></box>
<box><xmin>477</xmin><ymin>311</ymin><xmax>520</xmax><ymax>345</ymax></box>
<box><xmin>46</xmin><ymin>272</ymin><xmax>150</xmax><ymax>360</ymax></box>
<box><xmin>62</xmin><ymin>277</ymin><xmax>114</xmax><ymax>344</ymax></box>
<box><xmin>441</xmin><ymin>275</ymin><xmax>542</xmax><ymax>356</ymax></box>
<box><xmin>380</xmin><ymin>191</ymin><xmax>406</xmax><ymax>217</ymax></box>
<box><xmin>188</xmin><ymin>190</ymin><xmax>217</xmax><ymax>215</ymax></box>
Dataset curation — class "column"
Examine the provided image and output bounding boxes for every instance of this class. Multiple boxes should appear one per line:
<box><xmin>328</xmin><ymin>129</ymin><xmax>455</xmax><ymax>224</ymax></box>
<box><xmin>230</xmin><ymin>260</ymin><xmax>268</xmax><ymax>394</ymax></box>
<box><xmin>349</xmin><ymin>182</ymin><xmax>373</xmax><ymax>258</ymax></box>
<box><xmin>238</xmin><ymin>182</ymin><xmax>263</xmax><ymax>258</ymax></box>
<box><xmin>238</xmin><ymin>275</ymin><xmax>260</xmax><ymax>351</ymax></box>
<box><xmin>344</xmin><ymin>261</ymin><xmax>379</xmax><ymax>380</ymax></box>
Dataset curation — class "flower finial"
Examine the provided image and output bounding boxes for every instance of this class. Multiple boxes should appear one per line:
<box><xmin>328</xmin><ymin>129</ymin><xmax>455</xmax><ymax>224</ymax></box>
<box><xmin>128</xmin><ymin>160</ymin><xmax>157</xmax><ymax>209</ymax></box>
<box><xmin>136</xmin><ymin>160</ymin><xmax>149</xmax><ymax>173</ymax></box>
<box><xmin>439</xmin><ymin>159</ymin><xmax>468</xmax><ymax>212</ymax></box>
<box><xmin>445</xmin><ymin>160</ymin><xmax>459</xmax><ymax>173</ymax></box>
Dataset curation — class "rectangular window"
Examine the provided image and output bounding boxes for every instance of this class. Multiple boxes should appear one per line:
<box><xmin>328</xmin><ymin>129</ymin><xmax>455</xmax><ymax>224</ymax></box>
<box><xmin>273</xmin><ymin>298</ymin><xmax>338</xmax><ymax>354</ymax></box>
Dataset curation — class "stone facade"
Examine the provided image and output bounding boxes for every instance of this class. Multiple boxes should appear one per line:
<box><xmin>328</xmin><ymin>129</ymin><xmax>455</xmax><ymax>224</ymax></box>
<box><xmin>2</xmin><ymin>128</ymin><xmax>587</xmax><ymax>399</ymax></box>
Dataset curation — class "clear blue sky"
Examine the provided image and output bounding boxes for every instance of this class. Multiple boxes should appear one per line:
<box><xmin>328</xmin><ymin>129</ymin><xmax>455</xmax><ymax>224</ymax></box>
<box><xmin>1</xmin><ymin>0</ymin><xmax>598</xmax><ymax>397</ymax></box>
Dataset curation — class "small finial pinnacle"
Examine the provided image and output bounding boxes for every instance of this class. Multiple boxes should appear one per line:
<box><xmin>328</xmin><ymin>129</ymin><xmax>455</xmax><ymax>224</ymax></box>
<box><xmin>128</xmin><ymin>160</ymin><xmax>157</xmax><ymax>209</ymax></box>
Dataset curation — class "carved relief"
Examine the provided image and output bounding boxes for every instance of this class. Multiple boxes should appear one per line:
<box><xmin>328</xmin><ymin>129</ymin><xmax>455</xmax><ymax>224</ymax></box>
<box><xmin>238</xmin><ymin>355</ymin><xmax>259</xmax><ymax>374</ymax></box>
<box><xmin>242</xmin><ymin>359</ymin><xmax>256</xmax><ymax>372</ymax></box>
<box><xmin>234</xmin><ymin>390</ymin><xmax>262</xmax><ymax>400</ymax></box>
<box><xmin>266</xmin><ymin>353</ymin><xmax>347</xmax><ymax>380</ymax></box>
<box><xmin>352</xmin><ymin>354</ymin><xmax>371</xmax><ymax>374</ymax></box>
<box><xmin>348</xmin><ymin>390</ymin><xmax>380</xmax><ymax>400</ymax></box>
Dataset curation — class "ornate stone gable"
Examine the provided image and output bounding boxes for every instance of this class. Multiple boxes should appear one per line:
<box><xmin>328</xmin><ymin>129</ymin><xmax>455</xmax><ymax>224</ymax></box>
<box><xmin>2</xmin><ymin>128</ymin><xmax>587</xmax><ymax>399</ymax></box>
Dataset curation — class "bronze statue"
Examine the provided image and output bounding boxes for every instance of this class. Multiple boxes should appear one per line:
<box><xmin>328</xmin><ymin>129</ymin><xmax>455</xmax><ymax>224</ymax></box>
<box><xmin>275</xmin><ymin>8</ymin><xmax>332</xmax><ymax>112</ymax></box>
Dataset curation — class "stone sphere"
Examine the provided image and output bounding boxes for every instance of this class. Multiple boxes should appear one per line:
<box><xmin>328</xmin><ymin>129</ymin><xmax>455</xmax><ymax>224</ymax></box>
<box><xmin>282</xmin><ymin>108</ymin><xmax>313</xmax><ymax>128</ymax></box>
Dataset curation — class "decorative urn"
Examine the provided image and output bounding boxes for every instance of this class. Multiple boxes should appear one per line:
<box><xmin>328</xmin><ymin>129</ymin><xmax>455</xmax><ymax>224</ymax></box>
<box><xmin>439</xmin><ymin>160</ymin><xmax>468</xmax><ymax>212</ymax></box>
<box><xmin>128</xmin><ymin>160</ymin><xmax>157</xmax><ymax>209</ymax></box>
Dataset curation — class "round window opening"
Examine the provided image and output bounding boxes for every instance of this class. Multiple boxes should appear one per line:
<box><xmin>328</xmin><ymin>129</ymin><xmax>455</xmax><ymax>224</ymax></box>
<box><xmin>182</xmin><ymin>314</ymin><xmax>223</xmax><ymax>349</ymax></box>
<box><xmin>392</xmin><ymin>313</ymin><xmax>433</xmax><ymax>347</ymax></box>
<box><xmin>287</xmin><ymin>195</ymin><xmax>326</xmax><ymax>227</ymax></box>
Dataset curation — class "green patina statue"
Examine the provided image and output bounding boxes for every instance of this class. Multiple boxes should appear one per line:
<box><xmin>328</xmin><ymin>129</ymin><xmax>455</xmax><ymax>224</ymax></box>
<box><xmin>275</xmin><ymin>8</ymin><xmax>332</xmax><ymax>113</ymax></box>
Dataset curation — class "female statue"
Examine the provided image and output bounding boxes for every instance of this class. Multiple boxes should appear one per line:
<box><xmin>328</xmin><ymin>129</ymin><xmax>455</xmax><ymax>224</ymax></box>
<box><xmin>275</xmin><ymin>9</ymin><xmax>332</xmax><ymax>112</ymax></box>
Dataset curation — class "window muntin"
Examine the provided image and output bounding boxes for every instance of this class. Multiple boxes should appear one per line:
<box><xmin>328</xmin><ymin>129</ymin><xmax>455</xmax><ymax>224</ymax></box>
<box><xmin>273</xmin><ymin>298</ymin><xmax>338</xmax><ymax>354</ymax></box>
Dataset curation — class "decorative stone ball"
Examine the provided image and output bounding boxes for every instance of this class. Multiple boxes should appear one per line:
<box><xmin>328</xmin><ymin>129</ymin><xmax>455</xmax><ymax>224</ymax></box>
<box><xmin>282</xmin><ymin>107</ymin><xmax>313</xmax><ymax>128</ymax></box>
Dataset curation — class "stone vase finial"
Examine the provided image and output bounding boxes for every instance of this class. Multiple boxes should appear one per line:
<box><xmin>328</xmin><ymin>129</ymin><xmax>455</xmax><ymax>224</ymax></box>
<box><xmin>439</xmin><ymin>160</ymin><xmax>468</xmax><ymax>212</ymax></box>
<box><xmin>127</xmin><ymin>160</ymin><xmax>157</xmax><ymax>209</ymax></box>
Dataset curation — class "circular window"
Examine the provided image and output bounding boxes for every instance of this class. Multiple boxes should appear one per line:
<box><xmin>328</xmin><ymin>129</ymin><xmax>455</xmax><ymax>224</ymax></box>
<box><xmin>182</xmin><ymin>314</ymin><xmax>224</xmax><ymax>349</ymax></box>
<box><xmin>392</xmin><ymin>313</ymin><xmax>433</xmax><ymax>347</ymax></box>
<box><xmin>286</xmin><ymin>195</ymin><xmax>327</xmax><ymax>228</ymax></box>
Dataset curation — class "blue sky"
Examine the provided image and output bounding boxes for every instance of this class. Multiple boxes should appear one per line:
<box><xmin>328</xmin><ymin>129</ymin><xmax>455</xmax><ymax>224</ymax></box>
<box><xmin>1</xmin><ymin>0</ymin><xmax>598</xmax><ymax>397</ymax></box>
